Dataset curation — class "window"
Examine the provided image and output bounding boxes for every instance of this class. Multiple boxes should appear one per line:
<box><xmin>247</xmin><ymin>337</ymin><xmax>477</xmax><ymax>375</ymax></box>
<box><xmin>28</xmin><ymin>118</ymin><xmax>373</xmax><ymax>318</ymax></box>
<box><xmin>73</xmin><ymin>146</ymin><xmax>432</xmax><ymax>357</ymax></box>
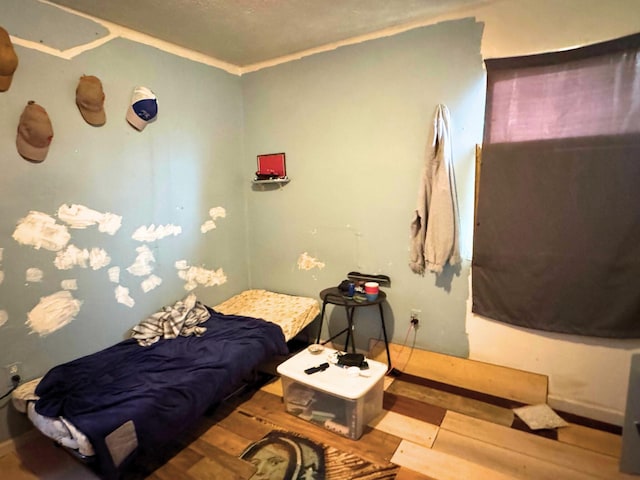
<box><xmin>472</xmin><ymin>33</ymin><xmax>640</xmax><ymax>338</ymax></box>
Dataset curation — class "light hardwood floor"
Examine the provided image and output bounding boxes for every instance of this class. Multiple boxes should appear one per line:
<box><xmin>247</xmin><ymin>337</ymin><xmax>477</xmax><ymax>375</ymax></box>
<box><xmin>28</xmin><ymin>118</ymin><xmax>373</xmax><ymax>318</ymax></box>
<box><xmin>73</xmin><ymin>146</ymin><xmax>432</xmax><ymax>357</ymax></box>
<box><xmin>0</xmin><ymin>342</ymin><xmax>629</xmax><ymax>479</ymax></box>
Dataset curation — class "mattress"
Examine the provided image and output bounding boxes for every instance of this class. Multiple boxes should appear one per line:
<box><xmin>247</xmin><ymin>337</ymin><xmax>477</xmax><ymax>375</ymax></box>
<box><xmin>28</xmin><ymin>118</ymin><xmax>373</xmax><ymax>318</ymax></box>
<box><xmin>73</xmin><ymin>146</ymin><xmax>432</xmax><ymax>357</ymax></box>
<box><xmin>14</xmin><ymin>290</ymin><xmax>319</xmax><ymax>477</ymax></box>
<box><xmin>213</xmin><ymin>289</ymin><xmax>320</xmax><ymax>341</ymax></box>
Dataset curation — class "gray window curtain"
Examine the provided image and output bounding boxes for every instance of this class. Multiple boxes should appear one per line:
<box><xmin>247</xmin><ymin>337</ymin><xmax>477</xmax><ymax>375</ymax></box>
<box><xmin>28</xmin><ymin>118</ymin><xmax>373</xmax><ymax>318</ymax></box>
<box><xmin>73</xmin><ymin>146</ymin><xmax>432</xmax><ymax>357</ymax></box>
<box><xmin>472</xmin><ymin>33</ymin><xmax>640</xmax><ymax>338</ymax></box>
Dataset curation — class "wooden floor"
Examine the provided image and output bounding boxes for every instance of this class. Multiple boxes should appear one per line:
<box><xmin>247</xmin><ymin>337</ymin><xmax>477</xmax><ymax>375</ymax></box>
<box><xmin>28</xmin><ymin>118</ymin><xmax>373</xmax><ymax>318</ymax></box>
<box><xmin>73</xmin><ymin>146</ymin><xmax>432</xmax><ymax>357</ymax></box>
<box><xmin>0</xmin><ymin>342</ymin><xmax>630</xmax><ymax>479</ymax></box>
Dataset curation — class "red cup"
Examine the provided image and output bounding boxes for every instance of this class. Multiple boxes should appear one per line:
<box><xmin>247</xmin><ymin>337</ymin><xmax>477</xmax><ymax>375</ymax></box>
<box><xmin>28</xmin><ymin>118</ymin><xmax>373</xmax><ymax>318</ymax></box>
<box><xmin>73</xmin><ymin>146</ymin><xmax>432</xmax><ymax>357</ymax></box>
<box><xmin>364</xmin><ymin>282</ymin><xmax>379</xmax><ymax>294</ymax></box>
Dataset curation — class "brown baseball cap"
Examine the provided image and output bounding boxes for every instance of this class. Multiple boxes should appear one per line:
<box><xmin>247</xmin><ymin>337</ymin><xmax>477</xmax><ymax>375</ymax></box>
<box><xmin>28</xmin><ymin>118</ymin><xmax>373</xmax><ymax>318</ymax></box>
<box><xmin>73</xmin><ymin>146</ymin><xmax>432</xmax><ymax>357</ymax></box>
<box><xmin>17</xmin><ymin>101</ymin><xmax>54</xmax><ymax>163</ymax></box>
<box><xmin>0</xmin><ymin>26</ymin><xmax>18</xmax><ymax>92</ymax></box>
<box><xmin>76</xmin><ymin>75</ymin><xmax>106</xmax><ymax>126</ymax></box>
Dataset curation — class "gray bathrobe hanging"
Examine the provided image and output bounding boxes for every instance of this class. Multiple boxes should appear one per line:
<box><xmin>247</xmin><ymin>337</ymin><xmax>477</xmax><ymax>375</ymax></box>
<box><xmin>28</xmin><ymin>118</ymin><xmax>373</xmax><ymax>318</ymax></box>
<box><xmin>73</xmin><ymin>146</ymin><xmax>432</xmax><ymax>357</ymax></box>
<box><xmin>409</xmin><ymin>104</ymin><xmax>461</xmax><ymax>274</ymax></box>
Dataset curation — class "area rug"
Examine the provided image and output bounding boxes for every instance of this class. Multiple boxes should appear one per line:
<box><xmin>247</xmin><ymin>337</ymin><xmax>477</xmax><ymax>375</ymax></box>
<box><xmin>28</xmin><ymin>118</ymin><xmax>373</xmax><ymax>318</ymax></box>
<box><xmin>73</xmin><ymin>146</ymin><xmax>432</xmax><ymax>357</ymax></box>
<box><xmin>240</xmin><ymin>430</ymin><xmax>399</xmax><ymax>480</ymax></box>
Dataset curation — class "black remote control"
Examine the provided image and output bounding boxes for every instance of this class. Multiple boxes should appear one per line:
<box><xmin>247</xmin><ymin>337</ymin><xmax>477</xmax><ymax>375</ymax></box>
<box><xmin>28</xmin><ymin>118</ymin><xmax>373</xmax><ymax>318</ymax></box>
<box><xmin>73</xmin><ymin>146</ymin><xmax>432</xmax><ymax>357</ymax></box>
<box><xmin>304</xmin><ymin>362</ymin><xmax>329</xmax><ymax>374</ymax></box>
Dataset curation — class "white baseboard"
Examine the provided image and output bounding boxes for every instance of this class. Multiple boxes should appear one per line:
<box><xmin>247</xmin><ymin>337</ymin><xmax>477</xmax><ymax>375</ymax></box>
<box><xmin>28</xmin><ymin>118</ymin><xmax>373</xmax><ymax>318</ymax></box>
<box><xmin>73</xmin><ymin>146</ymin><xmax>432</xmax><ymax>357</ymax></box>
<box><xmin>548</xmin><ymin>395</ymin><xmax>623</xmax><ymax>427</ymax></box>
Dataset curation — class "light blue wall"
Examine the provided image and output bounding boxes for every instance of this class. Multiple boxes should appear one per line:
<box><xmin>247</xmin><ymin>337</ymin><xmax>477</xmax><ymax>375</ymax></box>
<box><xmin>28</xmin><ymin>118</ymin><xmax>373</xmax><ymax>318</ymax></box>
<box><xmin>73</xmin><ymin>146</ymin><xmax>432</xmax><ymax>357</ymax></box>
<box><xmin>242</xmin><ymin>19</ymin><xmax>485</xmax><ymax>355</ymax></box>
<box><xmin>0</xmin><ymin>3</ymin><xmax>486</xmax><ymax>444</ymax></box>
<box><xmin>0</xmin><ymin>2</ymin><xmax>247</xmax><ymax>441</ymax></box>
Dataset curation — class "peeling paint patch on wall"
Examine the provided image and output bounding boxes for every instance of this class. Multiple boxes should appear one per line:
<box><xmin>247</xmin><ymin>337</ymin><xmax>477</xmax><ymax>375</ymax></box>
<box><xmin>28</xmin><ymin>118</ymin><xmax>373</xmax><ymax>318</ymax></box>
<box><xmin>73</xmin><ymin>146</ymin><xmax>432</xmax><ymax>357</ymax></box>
<box><xmin>26</xmin><ymin>291</ymin><xmax>82</xmax><ymax>336</ymax></box>
<box><xmin>26</xmin><ymin>268</ymin><xmax>44</xmax><ymax>282</ymax></box>
<box><xmin>55</xmin><ymin>245</ymin><xmax>89</xmax><ymax>270</ymax></box>
<box><xmin>132</xmin><ymin>224</ymin><xmax>182</xmax><ymax>242</ymax></box>
<box><xmin>0</xmin><ymin>271</ymin><xmax>4</xmax><ymax>285</ymax></box>
<box><xmin>89</xmin><ymin>248</ymin><xmax>111</xmax><ymax>270</ymax></box>
<box><xmin>201</xmin><ymin>207</ymin><xmax>226</xmax><ymax>233</ymax></box>
<box><xmin>0</xmin><ymin>310</ymin><xmax>7</xmax><ymax>328</ymax></box>
<box><xmin>127</xmin><ymin>245</ymin><xmax>155</xmax><ymax>276</ymax></box>
<box><xmin>108</xmin><ymin>266</ymin><xmax>120</xmax><ymax>283</ymax></box>
<box><xmin>176</xmin><ymin>262</ymin><xmax>227</xmax><ymax>291</ymax></box>
<box><xmin>57</xmin><ymin>204</ymin><xmax>122</xmax><ymax>235</ymax></box>
<box><xmin>13</xmin><ymin>211</ymin><xmax>71</xmax><ymax>251</ymax></box>
<box><xmin>297</xmin><ymin>252</ymin><xmax>325</xmax><ymax>271</ymax></box>
<box><xmin>115</xmin><ymin>285</ymin><xmax>135</xmax><ymax>308</ymax></box>
<box><xmin>141</xmin><ymin>275</ymin><xmax>162</xmax><ymax>293</ymax></box>
<box><xmin>61</xmin><ymin>279</ymin><xmax>78</xmax><ymax>290</ymax></box>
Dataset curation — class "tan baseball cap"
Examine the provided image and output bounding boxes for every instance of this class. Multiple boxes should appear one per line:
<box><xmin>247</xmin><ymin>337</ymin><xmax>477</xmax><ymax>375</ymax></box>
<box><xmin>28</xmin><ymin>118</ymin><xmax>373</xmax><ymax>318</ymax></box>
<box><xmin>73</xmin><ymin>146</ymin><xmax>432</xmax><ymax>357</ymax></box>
<box><xmin>17</xmin><ymin>101</ymin><xmax>54</xmax><ymax>163</ymax></box>
<box><xmin>0</xmin><ymin>26</ymin><xmax>18</xmax><ymax>92</ymax></box>
<box><xmin>76</xmin><ymin>75</ymin><xmax>106</xmax><ymax>126</ymax></box>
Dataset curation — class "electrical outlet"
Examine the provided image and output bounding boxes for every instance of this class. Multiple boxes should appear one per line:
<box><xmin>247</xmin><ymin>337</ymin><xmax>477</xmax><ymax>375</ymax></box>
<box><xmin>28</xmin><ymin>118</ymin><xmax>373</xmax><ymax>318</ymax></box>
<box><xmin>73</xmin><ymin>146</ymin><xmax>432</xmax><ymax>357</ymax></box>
<box><xmin>5</xmin><ymin>362</ymin><xmax>21</xmax><ymax>387</ymax></box>
<box><xmin>410</xmin><ymin>309</ymin><xmax>421</xmax><ymax>328</ymax></box>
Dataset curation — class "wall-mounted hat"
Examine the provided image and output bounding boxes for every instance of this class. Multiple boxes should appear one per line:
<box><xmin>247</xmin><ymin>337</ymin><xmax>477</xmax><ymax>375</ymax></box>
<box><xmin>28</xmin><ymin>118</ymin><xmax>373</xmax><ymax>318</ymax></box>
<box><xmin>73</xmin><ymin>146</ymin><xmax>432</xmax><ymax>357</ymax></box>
<box><xmin>0</xmin><ymin>26</ymin><xmax>18</xmax><ymax>92</ymax></box>
<box><xmin>126</xmin><ymin>86</ymin><xmax>158</xmax><ymax>131</ymax></box>
<box><xmin>17</xmin><ymin>101</ymin><xmax>53</xmax><ymax>163</ymax></box>
<box><xmin>76</xmin><ymin>75</ymin><xmax>106</xmax><ymax>126</ymax></box>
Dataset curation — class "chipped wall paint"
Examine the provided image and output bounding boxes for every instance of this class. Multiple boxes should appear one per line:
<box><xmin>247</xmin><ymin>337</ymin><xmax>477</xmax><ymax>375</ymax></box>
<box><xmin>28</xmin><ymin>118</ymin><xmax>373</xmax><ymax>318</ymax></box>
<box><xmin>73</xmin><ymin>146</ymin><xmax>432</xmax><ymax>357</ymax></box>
<box><xmin>61</xmin><ymin>279</ymin><xmax>78</xmax><ymax>290</ymax></box>
<box><xmin>26</xmin><ymin>268</ymin><xmax>44</xmax><ymax>282</ymax></box>
<box><xmin>141</xmin><ymin>275</ymin><xmax>162</xmax><ymax>293</ymax></box>
<box><xmin>57</xmin><ymin>204</ymin><xmax>122</xmax><ymax>235</ymax></box>
<box><xmin>55</xmin><ymin>245</ymin><xmax>89</xmax><ymax>270</ymax></box>
<box><xmin>132</xmin><ymin>224</ymin><xmax>182</xmax><ymax>242</ymax></box>
<box><xmin>89</xmin><ymin>248</ymin><xmax>111</xmax><ymax>270</ymax></box>
<box><xmin>13</xmin><ymin>211</ymin><xmax>71</xmax><ymax>251</ymax></box>
<box><xmin>201</xmin><ymin>206</ymin><xmax>226</xmax><ymax>233</ymax></box>
<box><xmin>0</xmin><ymin>310</ymin><xmax>7</xmax><ymax>328</ymax></box>
<box><xmin>176</xmin><ymin>263</ymin><xmax>227</xmax><ymax>291</ymax></box>
<box><xmin>127</xmin><ymin>245</ymin><xmax>155</xmax><ymax>276</ymax></box>
<box><xmin>26</xmin><ymin>291</ymin><xmax>82</xmax><ymax>336</ymax></box>
<box><xmin>297</xmin><ymin>252</ymin><xmax>325</xmax><ymax>271</ymax></box>
<box><xmin>108</xmin><ymin>266</ymin><xmax>120</xmax><ymax>283</ymax></box>
<box><xmin>0</xmin><ymin>271</ymin><xmax>4</xmax><ymax>285</ymax></box>
<box><xmin>115</xmin><ymin>285</ymin><xmax>135</xmax><ymax>307</ymax></box>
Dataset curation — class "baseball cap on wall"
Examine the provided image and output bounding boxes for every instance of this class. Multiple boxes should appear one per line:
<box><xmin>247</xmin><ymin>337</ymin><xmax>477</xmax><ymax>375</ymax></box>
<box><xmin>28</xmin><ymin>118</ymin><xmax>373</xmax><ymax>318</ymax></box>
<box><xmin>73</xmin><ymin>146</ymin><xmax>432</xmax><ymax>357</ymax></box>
<box><xmin>126</xmin><ymin>86</ymin><xmax>158</xmax><ymax>131</ymax></box>
<box><xmin>16</xmin><ymin>101</ymin><xmax>54</xmax><ymax>163</ymax></box>
<box><xmin>0</xmin><ymin>26</ymin><xmax>18</xmax><ymax>92</ymax></box>
<box><xmin>76</xmin><ymin>75</ymin><xmax>106</xmax><ymax>126</ymax></box>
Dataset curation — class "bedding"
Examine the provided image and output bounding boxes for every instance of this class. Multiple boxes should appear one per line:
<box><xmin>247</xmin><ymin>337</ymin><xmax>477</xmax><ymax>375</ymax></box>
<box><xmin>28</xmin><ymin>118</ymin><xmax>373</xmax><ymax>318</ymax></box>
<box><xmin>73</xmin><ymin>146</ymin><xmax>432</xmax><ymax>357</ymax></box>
<box><xmin>14</xmin><ymin>290</ymin><xmax>320</xmax><ymax>479</ymax></box>
<box><xmin>214</xmin><ymin>289</ymin><xmax>320</xmax><ymax>341</ymax></box>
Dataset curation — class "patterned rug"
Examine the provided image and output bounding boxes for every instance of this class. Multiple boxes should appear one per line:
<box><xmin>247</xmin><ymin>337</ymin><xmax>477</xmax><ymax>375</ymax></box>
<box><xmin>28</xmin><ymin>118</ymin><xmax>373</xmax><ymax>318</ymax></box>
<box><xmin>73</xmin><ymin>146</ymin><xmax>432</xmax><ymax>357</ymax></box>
<box><xmin>240</xmin><ymin>430</ymin><xmax>398</xmax><ymax>480</ymax></box>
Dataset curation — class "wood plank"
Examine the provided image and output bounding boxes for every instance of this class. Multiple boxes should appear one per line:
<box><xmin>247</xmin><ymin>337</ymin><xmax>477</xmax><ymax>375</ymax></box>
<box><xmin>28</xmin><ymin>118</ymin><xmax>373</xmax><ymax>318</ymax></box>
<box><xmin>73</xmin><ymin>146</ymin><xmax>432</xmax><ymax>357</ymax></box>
<box><xmin>260</xmin><ymin>377</ymin><xmax>283</xmax><ymax>397</ymax></box>
<box><xmin>387</xmin><ymin>378</ymin><xmax>515</xmax><ymax>426</ymax></box>
<box><xmin>368</xmin><ymin>410</ymin><xmax>438</xmax><ymax>448</ymax></box>
<box><xmin>199</xmin><ymin>423</ymin><xmax>263</xmax><ymax>457</ymax></box>
<box><xmin>214</xmin><ymin>410</ymin><xmax>274</xmax><ymax>444</ymax></box>
<box><xmin>557</xmin><ymin>423</ymin><xmax>622</xmax><ymax>458</ymax></box>
<box><xmin>369</xmin><ymin>341</ymin><xmax>548</xmax><ymax>405</ymax></box>
<box><xmin>167</xmin><ymin>445</ymin><xmax>205</xmax><ymax>471</ymax></box>
<box><xmin>394</xmin><ymin>466</ymin><xmax>439</xmax><ymax>480</ymax></box>
<box><xmin>384</xmin><ymin>391</ymin><xmax>447</xmax><ymax>425</ymax></box>
<box><xmin>187</xmin><ymin>456</ymin><xmax>252</xmax><ymax>480</ymax></box>
<box><xmin>0</xmin><ymin>452</ymin><xmax>38</xmax><ymax>480</ymax></box>
<box><xmin>189</xmin><ymin>438</ymin><xmax>255</xmax><ymax>479</ymax></box>
<box><xmin>152</xmin><ymin>460</ymin><xmax>199</xmax><ymax>480</ymax></box>
<box><xmin>434</xmin><ymin>428</ymin><xmax>599</xmax><ymax>480</ymax></box>
<box><xmin>391</xmin><ymin>439</ymin><xmax>516</xmax><ymax>480</ymax></box>
<box><xmin>238</xmin><ymin>390</ymin><xmax>401</xmax><ymax>465</ymax></box>
<box><xmin>440</xmin><ymin>410</ymin><xmax>634</xmax><ymax>479</ymax></box>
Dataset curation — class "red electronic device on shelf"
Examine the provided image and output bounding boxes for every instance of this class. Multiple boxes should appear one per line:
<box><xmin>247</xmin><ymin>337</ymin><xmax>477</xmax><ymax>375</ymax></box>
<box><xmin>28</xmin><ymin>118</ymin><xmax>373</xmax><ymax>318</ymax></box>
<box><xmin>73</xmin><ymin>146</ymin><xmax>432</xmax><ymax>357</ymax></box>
<box><xmin>256</xmin><ymin>153</ymin><xmax>287</xmax><ymax>180</ymax></box>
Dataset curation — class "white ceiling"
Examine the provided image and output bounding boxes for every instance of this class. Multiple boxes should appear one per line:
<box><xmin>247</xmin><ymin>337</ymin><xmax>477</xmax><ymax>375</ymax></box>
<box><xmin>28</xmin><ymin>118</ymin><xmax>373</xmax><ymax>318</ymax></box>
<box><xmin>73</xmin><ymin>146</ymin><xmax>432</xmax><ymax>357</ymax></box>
<box><xmin>48</xmin><ymin>0</ymin><xmax>489</xmax><ymax>67</ymax></box>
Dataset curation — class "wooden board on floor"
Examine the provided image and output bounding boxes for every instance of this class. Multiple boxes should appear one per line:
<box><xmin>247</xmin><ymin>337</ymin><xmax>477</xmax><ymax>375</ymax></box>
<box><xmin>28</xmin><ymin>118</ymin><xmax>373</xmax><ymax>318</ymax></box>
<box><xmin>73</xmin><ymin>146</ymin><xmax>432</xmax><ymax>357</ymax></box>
<box><xmin>368</xmin><ymin>410</ymin><xmax>438</xmax><ymax>448</ymax></box>
<box><xmin>0</xmin><ymin>452</ymin><xmax>38</xmax><ymax>480</ymax></box>
<box><xmin>391</xmin><ymin>439</ymin><xmax>515</xmax><ymax>480</ymax></box>
<box><xmin>557</xmin><ymin>423</ymin><xmax>622</xmax><ymax>458</ymax></box>
<box><xmin>387</xmin><ymin>378</ymin><xmax>515</xmax><ymax>426</ymax></box>
<box><xmin>440</xmin><ymin>410</ymin><xmax>633</xmax><ymax>479</ymax></box>
<box><xmin>433</xmin><ymin>428</ymin><xmax>596</xmax><ymax>480</ymax></box>
<box><xmin>369</xmin><ymin>340</ymin><xmax>548</xmax><ymax>405</ymax></box>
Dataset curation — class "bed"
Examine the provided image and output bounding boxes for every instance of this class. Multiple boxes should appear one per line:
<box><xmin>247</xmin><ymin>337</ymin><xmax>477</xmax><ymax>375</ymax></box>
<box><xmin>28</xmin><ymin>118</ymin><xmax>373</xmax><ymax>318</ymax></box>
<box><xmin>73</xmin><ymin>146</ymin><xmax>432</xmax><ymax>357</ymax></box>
<box><xmin>12</xmin><ymin>289</ymin><xmax>320</xmax><ymax>479</ymax></box>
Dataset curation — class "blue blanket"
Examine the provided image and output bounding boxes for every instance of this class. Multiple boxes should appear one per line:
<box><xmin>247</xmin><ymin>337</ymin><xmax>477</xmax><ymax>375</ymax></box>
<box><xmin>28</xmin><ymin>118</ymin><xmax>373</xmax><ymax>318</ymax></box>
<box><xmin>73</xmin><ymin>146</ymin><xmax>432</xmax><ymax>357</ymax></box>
<box><xmin>34</xmin><ymin>307</ymin><xmax>288</xmax><ymax>478</ymax></box>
